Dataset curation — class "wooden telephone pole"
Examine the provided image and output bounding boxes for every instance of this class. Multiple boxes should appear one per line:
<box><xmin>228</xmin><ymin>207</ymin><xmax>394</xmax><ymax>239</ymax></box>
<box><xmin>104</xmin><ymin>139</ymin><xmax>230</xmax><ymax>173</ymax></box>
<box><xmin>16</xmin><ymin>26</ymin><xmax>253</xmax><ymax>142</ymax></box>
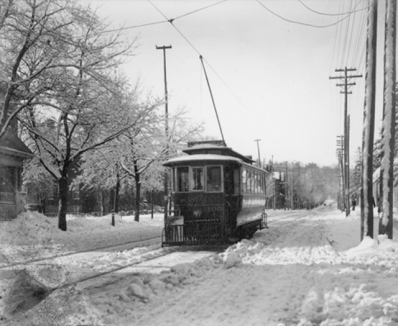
<box><xmin>361</xmin><ymin>0</ymin><xmax>378</xmax><ymax>240</ymax></box>
<box><xmin>156</xmin><ymin>45</ymin><xmax>172</xmax><ymax>223</ymax></box>
<box><xmin>379</xmin><ymin>0</ymin><xmax>396</xmax><ymax>239</ymax></box>
<box><xmin>330</xmin><ymin>68</ymin><xmax>362</xmax><ymax>216</ymax></box>
<box><xmin>337</xmin><ymin>135</ymin><xmax>345</xmax><ymax>211</ymax></box>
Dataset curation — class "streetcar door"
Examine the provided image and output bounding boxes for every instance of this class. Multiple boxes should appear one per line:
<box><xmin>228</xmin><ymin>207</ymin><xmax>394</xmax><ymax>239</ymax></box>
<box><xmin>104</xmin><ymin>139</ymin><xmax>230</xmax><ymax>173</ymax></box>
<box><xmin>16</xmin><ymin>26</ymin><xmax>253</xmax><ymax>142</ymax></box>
<box><xmin>224</xmin><ymin>165</ymin><xmax>240</xmax><ymax>235</ymax></box>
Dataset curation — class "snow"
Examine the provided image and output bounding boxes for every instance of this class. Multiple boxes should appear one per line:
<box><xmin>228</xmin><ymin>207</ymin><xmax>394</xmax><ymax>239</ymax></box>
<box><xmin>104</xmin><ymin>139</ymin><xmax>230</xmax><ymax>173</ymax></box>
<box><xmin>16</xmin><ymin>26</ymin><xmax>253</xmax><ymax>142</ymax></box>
<box><xmin>1</xmin><ymin>203</ymin><xmax>398</xmax><ymax>326</ymax></box>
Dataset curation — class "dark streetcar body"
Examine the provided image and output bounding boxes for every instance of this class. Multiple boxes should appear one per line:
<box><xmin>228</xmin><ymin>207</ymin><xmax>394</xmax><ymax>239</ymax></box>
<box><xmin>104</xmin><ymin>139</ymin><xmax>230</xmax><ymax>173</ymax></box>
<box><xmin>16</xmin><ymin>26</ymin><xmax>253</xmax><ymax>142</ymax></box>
<box><xmin>162</xmin><ymin>141</ymin><xmax>268</xmax><ymax>246</ymax></box>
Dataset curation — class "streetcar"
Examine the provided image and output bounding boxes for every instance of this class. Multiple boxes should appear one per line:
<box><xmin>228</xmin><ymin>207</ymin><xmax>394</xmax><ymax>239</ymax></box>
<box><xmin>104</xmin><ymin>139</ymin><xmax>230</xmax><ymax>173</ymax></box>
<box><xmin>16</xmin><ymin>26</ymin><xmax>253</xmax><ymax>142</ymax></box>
<box><xmin>162</xmin><ymin>140</ymin><xmax>268</xmax><ymax>246</ymax></box>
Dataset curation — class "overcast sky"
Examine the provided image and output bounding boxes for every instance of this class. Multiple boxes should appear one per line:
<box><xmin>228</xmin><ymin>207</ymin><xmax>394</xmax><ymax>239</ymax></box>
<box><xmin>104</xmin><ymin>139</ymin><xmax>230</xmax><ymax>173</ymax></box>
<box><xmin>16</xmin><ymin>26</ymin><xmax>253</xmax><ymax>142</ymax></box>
<box><xmin>82</xmin><ymin>0</ymin><xmax>391</xmax><ymax>167</ymax></box>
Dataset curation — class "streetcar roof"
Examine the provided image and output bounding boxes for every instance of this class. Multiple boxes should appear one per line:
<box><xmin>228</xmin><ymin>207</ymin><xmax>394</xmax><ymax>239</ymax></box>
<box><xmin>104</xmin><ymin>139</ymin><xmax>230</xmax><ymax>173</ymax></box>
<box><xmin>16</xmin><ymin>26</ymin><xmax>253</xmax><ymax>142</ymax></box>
<box><xmin>183</xmin><ymin>144</ymin><xmax>255</xmax><ymax>164</ymax></box>
<box><xmin>164</xmin><ymin>155</ymin><xmax>268</xmax><ymax>173</ymax></box>
<box><xmin>163</xmin><ymin>154</ymin><xmax>242</xmax><ymax>166</ymax></box>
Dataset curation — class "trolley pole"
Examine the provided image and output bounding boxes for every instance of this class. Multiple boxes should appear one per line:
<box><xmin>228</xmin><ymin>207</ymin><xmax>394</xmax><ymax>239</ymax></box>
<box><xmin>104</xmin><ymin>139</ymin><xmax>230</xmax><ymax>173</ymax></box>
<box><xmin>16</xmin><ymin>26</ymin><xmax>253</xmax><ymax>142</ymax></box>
<box><xmin>156</xmin><ymin>45</ymin><xmax>172</xmax><ymax>224</ymax></box>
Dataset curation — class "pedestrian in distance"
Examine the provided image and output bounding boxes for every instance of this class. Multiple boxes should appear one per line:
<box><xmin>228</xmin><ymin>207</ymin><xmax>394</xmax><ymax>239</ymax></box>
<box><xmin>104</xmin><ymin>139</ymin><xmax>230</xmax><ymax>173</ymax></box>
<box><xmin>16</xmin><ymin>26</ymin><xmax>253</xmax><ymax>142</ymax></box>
<box><xmin>351</xmin><ymin>196</ymin><xmax>357</xmax><ymax>211</ymax></box>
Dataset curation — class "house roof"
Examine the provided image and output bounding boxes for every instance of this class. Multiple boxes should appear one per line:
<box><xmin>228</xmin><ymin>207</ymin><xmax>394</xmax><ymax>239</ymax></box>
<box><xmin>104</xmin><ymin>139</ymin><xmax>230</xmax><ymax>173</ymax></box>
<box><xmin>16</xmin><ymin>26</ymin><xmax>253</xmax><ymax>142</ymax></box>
<box><xmin>0</xmin><ymin>129</ymin><xmax>33</xmax><ymax>158</ymax></box>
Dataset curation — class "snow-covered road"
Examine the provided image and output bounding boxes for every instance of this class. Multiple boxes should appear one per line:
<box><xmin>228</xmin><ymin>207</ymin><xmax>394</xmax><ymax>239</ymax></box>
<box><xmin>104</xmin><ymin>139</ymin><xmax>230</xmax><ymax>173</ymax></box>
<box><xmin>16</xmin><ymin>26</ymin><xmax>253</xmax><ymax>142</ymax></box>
<box><xmin>2</xmin><ymin>204</ymin><xmax>398</xmax><ymax>326</ymax></box>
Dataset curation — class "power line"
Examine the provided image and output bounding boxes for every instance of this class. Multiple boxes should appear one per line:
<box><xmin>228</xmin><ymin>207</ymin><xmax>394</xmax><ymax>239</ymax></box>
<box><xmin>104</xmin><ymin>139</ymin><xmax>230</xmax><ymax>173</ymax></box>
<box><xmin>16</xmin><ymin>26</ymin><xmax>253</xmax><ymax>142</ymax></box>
<box><xmin>297</xmin><ymin>0</ymin><xmax>368</xmax><ymax>16</ymax></box>
<box><xmin>103</xmin><ymin>1</ymin><xmax>227</xmax><ymax>34</ymax></box>
<box><xmin>103</xmin><ymin>20</ymin><xmax>169</xmax><ymax>34</ymax></box>
<box><xmin>256</xmin><ymin>0</ymin><xmax>363</xmax><ymax>29</ymax></box>
<box><xmin>340</xmin><ymin>0</ymin><xmax>354</xmax><ymax>67</ymax></box>
<box><xmin>173</xmin><ymin>0</ymin><xmax>228</xmax><ymax>20</ymax></box>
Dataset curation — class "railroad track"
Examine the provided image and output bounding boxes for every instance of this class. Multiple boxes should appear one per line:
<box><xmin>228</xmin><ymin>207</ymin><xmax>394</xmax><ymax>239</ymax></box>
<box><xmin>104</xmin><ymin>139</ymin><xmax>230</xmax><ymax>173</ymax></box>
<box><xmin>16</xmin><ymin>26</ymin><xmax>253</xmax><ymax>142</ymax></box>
<box><xmin>0</xmin><ymin>235</ymin><xmax>162</xmax><ymax>270</ymax></box>
<box><xmin>1</xmin><ymin>210</ymin><xmax>307</xmax><ymax>271</ymax></box>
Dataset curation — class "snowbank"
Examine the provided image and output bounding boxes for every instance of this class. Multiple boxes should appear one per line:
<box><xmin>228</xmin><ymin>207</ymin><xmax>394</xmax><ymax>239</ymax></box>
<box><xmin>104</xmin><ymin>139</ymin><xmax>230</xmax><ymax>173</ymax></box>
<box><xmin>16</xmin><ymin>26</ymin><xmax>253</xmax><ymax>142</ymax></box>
<box><xmin>0</xmin><ymin>211</ymin><xmax>163</xmax><ymax>265</ymax></box>
<box><xmin>2</xmin><ymin>204</ymin><xmax>398</xmax><ymax>326</ymax></box>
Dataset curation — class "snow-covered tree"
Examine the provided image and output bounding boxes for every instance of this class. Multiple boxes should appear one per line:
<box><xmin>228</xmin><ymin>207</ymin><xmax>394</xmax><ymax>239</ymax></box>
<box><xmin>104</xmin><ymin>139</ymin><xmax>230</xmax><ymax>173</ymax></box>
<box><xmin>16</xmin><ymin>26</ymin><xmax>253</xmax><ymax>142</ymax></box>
<box><xmin>0</xmin><ymin>0</ymin><xmax>91</xmax><ymax>140</ymax></box>
<box><xmin>19</xmin><ymin>3</ymin><xmax>137</xmax><ymax>231</ymax></box>
<box><xmin>80</xmin><ymin>107</ymin><xmax>203</xmax><ymax>222</ymax></box>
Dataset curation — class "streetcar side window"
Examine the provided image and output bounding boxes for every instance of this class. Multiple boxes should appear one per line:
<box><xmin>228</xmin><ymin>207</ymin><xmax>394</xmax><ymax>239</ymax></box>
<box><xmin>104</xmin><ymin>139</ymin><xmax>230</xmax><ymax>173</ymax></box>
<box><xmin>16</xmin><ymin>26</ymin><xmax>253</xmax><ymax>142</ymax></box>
<box><xmin>172</xmin><ymin>168</ymin><xmax>176</xmax><ymax>192</ymax></box>
<box><xmin>254</xmin><ymin>172</ymin><xmax>258</xmax><ymax>194</ymax></box>
<box><xmin>176</xmin><ymin>167</ymin><xmax>189</xmax><ymax>192</ymax></box>
<box><xmin>242</xmin><ymin>168</ymin><xmax>247</xmax><ymax>193</ymax></box>
<box><xmin>207</xmin><ymin>166</ymin><xmax>222</xmax><ymax>192</ymax></box>
<box><xmin>256</xmin><ymin>172</ymin><xmax>261</xmax><ymax>194</ymax></box>
<box><xmin>263</xmin><ymin>174</ymin><xmax>266</xmax><ymax>194</ymax></box>
<box><xmin>247</xmin><ymin>169</ymin><xmax>252</xmax><ymax>193</ymax></box>
<box><xmin>191</xmin><ymin>167</ymin><xmax>204</xmax><ymax>191</ymax></box>
<box><xmin>234</xmin><ymin>168</ymin><xmax>240</xmax><ymax>195</ymax></box>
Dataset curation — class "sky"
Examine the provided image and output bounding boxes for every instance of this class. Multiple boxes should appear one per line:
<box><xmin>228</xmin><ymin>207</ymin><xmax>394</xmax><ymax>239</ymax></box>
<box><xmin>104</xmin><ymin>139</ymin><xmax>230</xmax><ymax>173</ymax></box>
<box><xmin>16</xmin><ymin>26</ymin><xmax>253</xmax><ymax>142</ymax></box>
<box><xmin>80</xmin><ymin>0</ymin><xmax>392</xmax><ymax>167</ymax></box>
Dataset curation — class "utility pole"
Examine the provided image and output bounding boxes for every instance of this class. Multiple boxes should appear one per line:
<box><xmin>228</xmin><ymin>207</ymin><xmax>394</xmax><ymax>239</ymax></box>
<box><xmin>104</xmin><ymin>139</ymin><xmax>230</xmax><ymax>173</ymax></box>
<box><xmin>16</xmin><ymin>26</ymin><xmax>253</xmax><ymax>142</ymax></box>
<box><xmin>291</xmin><ymin>162</ymin><xmax>295</xmax><ymax>210</ymax></box>
<box><xmin>330</xmin><ymin>68</ymin><xmax>362</xmax><ymax>217</ymax></box>
<box><xmin>379</xmin><ymin>0</ymin><xmax>396</xmax><ymax>239</ymax></box>
<box><xmin>156</xmin><ymin>45</ymin><xmax>172</xmax><ymax>224</ymax></box>
<box><xmin>254</xmin><ymin>139</ymin><xmax>261</xmax><ymax>168</ymax></box>
<box><xmin>285</xmin><ymin>161</ymin><xmax>288</xmax><ymax>210</ymax></box>
<box><xmin>337</xmin><ymin>135</ymin><xmax>345</xmax><ymax>211</ymax></box>
<box><xmin>361</xmin><ymin>0</ymin><xmax>378</xmax><ymax>240</ymax></box>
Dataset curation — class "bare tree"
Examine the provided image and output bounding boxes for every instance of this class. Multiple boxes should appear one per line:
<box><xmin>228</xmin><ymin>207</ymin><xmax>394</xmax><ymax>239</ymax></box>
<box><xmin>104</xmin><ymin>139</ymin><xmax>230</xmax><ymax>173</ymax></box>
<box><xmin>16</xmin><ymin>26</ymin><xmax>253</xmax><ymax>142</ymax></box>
<box><xmin>1</xmin><ymin>0</ymin><xmax>76</xmax><ymax>139</ymax></box>
<box><xmin>19</xmin><ymin>2</ymin><xmax>138</xmax><ymax>231</ymax></box>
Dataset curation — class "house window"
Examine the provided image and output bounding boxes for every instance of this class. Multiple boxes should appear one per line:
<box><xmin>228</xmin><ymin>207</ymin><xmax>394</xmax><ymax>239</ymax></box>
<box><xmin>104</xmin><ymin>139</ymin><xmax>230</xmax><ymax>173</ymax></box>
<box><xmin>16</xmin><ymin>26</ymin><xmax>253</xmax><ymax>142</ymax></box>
<box><xmin>176</xmin><ymin>167</ymin><xmax>189</xmax><ymax>192</ymax></box>
<box><xmin>0</xmin><ymin>166</ymin><xmax>14</xmax><ymax>193</ymax></box>
<box><xmin>72</xmin><ymin>185</ymin><xmax>80</xmax><ymax>200</ymax></box>
<box><xmin>191</xmin><ymin>167</ymin><xmax>204</xmax><ymax>191</ymax></box>
<box><xmin>207</xmin><ymin>166</ymin><xmax>222</xmax><ymax>192</ymax></box>
<box><xmin>48</xmin><ymin>182</ymin><xmax>58</xmax><ymax>200</ymax></box>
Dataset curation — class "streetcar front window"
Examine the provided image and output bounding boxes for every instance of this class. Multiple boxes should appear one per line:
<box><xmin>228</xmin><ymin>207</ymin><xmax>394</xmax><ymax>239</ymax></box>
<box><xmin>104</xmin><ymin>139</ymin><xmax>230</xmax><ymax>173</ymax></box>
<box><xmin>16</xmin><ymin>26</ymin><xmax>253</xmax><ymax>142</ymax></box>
<box><xmin>192</xmin><ymin>167</ymin><xmax>204</xmax><ymax>191</ymax></box>
<box><xmin>176</xmin><ymin>167</ymin><xmax>189</xmax><ymax>192</ymax></box>
<box><xmin>207</xmin><ymin>166</ymin><xmax>222</xmax><ymax>192</ymax></box>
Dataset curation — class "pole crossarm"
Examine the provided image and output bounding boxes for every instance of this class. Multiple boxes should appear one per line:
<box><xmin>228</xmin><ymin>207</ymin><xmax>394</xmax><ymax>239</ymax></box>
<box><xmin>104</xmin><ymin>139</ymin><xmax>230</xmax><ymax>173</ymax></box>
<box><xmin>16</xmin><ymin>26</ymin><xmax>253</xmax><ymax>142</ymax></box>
<box><xmin>336</xmin><ymin>83</ymin><xmax>356</xmax><ymax>86</ymax></box>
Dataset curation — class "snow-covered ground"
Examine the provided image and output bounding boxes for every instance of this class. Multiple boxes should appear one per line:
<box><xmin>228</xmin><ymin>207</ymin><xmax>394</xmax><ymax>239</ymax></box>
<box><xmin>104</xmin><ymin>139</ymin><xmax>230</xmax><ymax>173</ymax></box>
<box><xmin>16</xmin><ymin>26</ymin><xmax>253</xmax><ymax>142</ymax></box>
<box><xmin>1</xmin><ymin>203</ymin><xmax>398</xmax><ymax>326</ymax></box>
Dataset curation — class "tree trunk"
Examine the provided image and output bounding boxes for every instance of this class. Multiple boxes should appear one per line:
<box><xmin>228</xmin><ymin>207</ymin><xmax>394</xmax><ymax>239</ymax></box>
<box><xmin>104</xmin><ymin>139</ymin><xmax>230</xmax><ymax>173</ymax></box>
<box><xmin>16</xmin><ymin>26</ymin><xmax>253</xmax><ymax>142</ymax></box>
<box><xmin>134</xmin><ymin>177</ymin><xmax>141</xmax><ymax>222</ymax></box>
<box><xmin>134</xmin><ymin>159</ymin><xmax>141</xmax><ymax>222</ymax></box>
<box><xmin>100</xmin><ymin>189</ymin><xmax>104</xmax><ymax>216</ymax></box>
<box><xmin>57</xmin><ymin>176</ymin><xmax>68</xmax><ymax>231</ymax></box>
<box><xmin>361</xmin><ymin>0</ymin><xmax>378</xmax><ymax>241</ymax></box>
<box><xmin>114</xmin><ymin>170</ymin><xmax>120</xmax><ymax>213</ymax></box>
<box><xmin>379</xmin><ymin>0</ymin><xmax>396</xmax><ymax>240</ymax></box>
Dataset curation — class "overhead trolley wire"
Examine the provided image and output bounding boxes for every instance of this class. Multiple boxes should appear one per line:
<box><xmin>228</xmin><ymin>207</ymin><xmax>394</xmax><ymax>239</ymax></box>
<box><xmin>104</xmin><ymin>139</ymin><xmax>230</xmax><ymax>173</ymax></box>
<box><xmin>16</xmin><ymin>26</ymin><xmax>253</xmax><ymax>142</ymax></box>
<box><xmin>103</xmin><ymin>20</ymin><xmax>169</xmax><ymax>34</ymax></box>
<box><xmin>147</xmin><ymin>0</ymin><xmax>251</xmax><ymax>113</ymax></box>
<box><xmin>256</xmin><ymin>0</ymin><xmax>361</xmax><ymax>29</ymax></box>
<box><xmin>297</xmin><ymin>0</ymin><xmax>368</xmax><ymax>16</ymax></box>
<box><xmin>173</xmin><ymin>0</ymin><xmax>228</xmax><ymax>20</ymax></box>
<box><xmin>102</xmin><ymin>1</ymin><xmax>227</xmax><ymax>34</ymax></box>
<box><xmin>257</xmin><ymin>0</ymin><xmax>367</xmax><ymax>29</ymax></box>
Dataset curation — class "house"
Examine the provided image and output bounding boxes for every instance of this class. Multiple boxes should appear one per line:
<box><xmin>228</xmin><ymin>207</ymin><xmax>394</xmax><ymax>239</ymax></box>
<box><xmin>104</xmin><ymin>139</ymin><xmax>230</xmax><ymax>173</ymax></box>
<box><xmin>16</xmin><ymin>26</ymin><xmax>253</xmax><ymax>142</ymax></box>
<box><xmin>0</xmin><ymin>121</ymin><xmax>33</xmax><ymax>220</ymax></box>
